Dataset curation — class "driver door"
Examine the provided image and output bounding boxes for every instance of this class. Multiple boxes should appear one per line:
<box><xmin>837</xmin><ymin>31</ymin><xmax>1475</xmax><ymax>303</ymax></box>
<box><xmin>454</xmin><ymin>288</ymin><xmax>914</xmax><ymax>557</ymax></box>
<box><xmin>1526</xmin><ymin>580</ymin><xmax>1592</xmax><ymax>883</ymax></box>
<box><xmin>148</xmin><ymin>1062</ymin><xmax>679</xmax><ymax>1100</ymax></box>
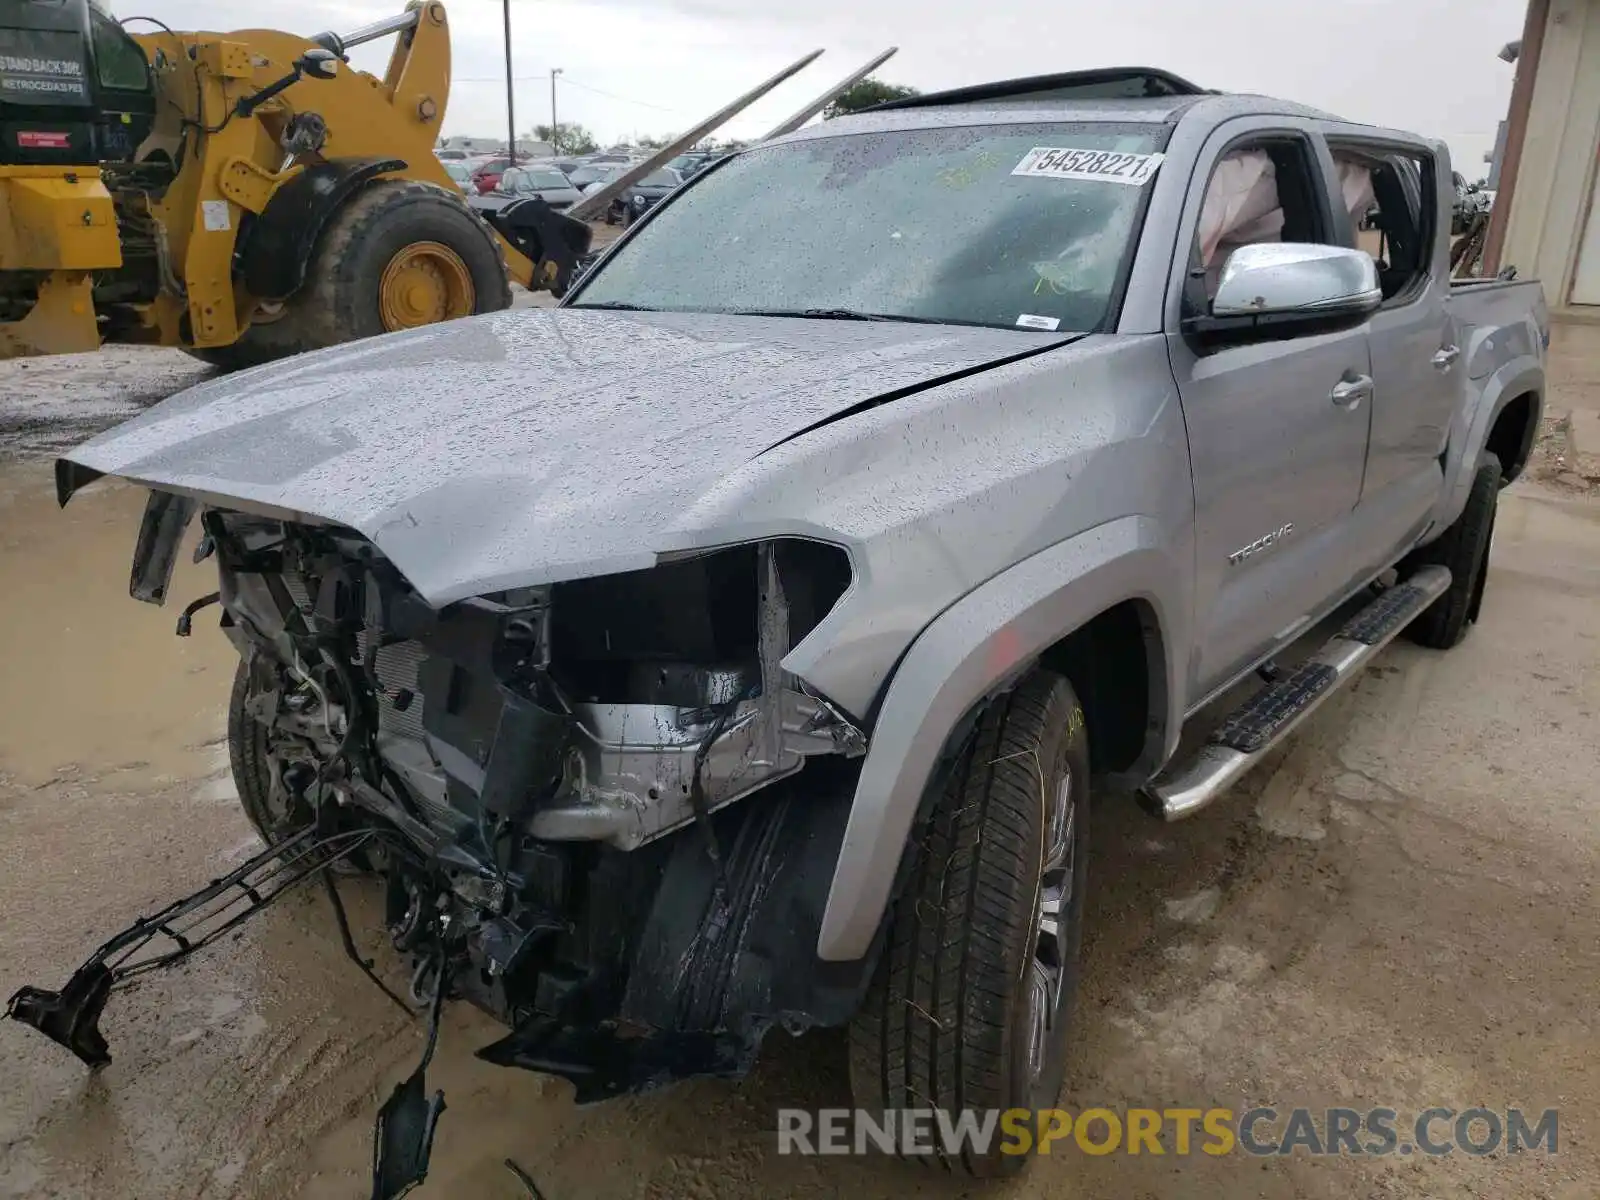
<box><xmin>1170</xmin><ymin>126</ymin><xmax>1374</xmax><ymax>699</ymax></box>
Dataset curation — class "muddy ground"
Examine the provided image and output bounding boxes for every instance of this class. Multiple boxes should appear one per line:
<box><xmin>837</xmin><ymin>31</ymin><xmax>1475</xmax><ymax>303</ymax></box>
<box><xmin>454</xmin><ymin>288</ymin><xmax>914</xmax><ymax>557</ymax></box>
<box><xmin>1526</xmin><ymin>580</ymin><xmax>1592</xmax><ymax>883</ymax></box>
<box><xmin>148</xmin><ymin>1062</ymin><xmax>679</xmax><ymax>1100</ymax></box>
<box><xmin>1</xmin><ymin>318</ymin><xmax>1597</xmax><ymax>1200</ymax></box>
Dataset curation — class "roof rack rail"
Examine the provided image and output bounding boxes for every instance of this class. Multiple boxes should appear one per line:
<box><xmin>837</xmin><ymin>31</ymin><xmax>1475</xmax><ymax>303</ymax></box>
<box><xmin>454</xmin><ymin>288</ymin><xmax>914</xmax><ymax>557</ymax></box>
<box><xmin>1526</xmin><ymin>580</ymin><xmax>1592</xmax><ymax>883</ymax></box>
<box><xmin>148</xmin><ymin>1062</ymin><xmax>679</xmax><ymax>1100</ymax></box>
<box><xmin>871</xmin><ymin>67</ymin><xmax>1214</xmax><ymax>111</ymax></box>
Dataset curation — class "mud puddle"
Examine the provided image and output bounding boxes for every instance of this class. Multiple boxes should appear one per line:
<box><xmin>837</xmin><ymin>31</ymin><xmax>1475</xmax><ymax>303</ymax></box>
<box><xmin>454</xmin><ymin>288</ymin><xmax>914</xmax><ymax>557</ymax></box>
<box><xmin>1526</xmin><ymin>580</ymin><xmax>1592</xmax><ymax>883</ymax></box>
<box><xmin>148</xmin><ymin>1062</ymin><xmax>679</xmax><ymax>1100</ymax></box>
<box><xmin>0</xmin><ymin>465</ymin><xmax>235</xmax><ymax>792</ymax></box>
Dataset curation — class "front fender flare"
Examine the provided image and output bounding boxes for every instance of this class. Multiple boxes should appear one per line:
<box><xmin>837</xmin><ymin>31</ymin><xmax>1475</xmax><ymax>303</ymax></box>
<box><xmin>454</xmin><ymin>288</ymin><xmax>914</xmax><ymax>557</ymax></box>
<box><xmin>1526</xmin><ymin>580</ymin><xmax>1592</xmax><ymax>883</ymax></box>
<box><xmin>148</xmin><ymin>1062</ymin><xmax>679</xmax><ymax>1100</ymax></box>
<box><xmin>816</xmin><ymin>516</ymin><xmax>1183</xmax><ymax>962</ymax></box>
<box><xmin>236</xmin><ymin>157</ymin><xmax>406</xmax><ymax>301</ymax></box>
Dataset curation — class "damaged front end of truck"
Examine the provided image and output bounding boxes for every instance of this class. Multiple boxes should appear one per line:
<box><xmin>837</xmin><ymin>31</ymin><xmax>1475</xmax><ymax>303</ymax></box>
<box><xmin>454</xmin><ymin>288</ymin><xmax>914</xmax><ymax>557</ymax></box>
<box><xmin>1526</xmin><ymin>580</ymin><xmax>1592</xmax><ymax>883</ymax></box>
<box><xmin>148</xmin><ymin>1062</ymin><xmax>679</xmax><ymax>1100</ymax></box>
<box><xmin>7</xmin><ymin>484</ymin><xmax>875</xmax><ymax>1198</ymax></box>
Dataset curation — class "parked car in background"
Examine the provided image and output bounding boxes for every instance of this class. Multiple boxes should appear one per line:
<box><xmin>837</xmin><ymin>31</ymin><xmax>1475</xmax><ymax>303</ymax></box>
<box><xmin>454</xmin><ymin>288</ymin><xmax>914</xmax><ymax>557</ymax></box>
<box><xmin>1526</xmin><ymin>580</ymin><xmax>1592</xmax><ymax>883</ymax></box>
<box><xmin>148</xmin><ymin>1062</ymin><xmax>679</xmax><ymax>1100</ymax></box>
<box><xmin>615</xmin><ymin>167</ymin><xmax>684</xmax><ymax>225</ymax></box>
<box><xmin>436</xmin><ymin>148</ymin><xmax>469</xmax><ymax>161</ymax></box>
<box><xmin>439</xmin><ymin>160</ymin><xmax>474</xmax><ymax>191</ymax></box>
<box><xmin>569</xmin><ymin>162</ymin><xmax>625</xmax><ymax>191</ymax></box>
<box><xmin>579</xmin><ymin>164</ymin><xmax>637</xmax><ymax>203</ymax></box>
<box><xmin>667</xmin><ymin>152</ymin><xmax>715</xmax><ymax>180</ymax></box>
<box><xmin>471</xmin><ymin>166</ymin><xmax>584</xmax><ymax>214</ymax></box>
<box><xmin>470</xmin><ymin>157</ymin><xmax>513</xmax><ymax>195</ymax></box>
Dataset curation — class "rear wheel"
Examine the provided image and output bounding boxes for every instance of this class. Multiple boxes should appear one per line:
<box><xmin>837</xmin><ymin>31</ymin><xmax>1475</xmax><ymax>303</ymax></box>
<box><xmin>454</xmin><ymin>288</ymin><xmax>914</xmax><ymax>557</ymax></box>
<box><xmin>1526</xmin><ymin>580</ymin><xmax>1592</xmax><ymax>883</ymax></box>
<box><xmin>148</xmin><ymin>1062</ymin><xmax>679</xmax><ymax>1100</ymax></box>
<box><xmin>849</xmin><ymin>669</ymin><xmax>1090</xmax><ymax>1177</ymax></box>
<box><xmin>185</xmin><ymin>180</ymin><xmax>511</xmax><ymax>371</ymax></box>
<box><xmin>1402</xmin><ymin>451</ymin><xmax>1500</xmax><ymax>649</ymax></box>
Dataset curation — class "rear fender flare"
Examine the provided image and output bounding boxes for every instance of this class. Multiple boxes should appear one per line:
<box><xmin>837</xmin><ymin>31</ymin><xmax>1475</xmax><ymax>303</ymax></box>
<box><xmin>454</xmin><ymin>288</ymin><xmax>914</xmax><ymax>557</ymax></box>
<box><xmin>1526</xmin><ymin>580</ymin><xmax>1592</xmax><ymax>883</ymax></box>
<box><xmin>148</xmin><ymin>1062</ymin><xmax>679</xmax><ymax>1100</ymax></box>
<box><xmin>815</xmin><ymin>516</ymin><xmax>1184</xmax><ymax>963</ymax></box>
<box><xmin>1433</xmin><ymin>353</ymin><xmax>1543</xmax><ymax>534</ymax></box>
<box><xmin>236</xmin><ymin>157</ymin><xmax>406</xmax><ymax>301</ymax></box>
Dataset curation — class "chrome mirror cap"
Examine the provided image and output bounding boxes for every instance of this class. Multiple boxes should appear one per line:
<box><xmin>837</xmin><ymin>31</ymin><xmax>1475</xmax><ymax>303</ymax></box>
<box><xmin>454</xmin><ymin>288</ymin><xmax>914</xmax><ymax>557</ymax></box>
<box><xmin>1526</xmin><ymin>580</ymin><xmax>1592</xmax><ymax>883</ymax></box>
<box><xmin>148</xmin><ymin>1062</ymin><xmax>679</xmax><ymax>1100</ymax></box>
<box><xmin>1212</xmin><ymin>243</ymin><xmax>1382</xmax><ymax>318</ymax></box>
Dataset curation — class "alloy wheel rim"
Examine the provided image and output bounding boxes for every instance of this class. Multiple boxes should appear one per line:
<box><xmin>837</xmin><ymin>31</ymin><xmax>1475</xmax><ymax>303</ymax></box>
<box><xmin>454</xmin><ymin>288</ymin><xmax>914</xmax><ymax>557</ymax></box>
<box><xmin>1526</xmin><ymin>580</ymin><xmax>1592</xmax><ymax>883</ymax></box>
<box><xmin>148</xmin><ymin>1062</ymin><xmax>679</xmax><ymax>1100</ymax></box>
<box><xmin>1026</xmin><ymin>768</ymin><xmax>1076</xmax><ymax>1084</ymax></box>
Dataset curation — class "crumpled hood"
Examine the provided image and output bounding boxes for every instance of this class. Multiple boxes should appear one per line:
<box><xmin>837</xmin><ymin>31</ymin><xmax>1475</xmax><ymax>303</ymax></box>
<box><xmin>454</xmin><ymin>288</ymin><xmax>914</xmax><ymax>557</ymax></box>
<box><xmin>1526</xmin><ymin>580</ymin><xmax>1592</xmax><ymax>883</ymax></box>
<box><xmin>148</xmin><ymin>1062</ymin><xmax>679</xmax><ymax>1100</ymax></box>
<box><xmin>60</xmin><ymin>308</ymin><xmax>1067</xmax><ymax>604</ymax></box>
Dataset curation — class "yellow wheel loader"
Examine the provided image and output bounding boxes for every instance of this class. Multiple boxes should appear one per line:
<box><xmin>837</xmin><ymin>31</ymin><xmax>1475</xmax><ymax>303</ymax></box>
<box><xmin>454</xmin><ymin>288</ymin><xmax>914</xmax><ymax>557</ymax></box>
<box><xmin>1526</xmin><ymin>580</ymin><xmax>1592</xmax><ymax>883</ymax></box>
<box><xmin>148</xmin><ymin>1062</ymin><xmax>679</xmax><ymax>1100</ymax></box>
<box><xmin>0</xmin><ymin>0</ymin><xmax>882</xmax><ymax>369</ymax></box>
<box><xmin>0</xmin><ymin>0</ymin><xmax>592</xmax><ymax>368</ymax></box>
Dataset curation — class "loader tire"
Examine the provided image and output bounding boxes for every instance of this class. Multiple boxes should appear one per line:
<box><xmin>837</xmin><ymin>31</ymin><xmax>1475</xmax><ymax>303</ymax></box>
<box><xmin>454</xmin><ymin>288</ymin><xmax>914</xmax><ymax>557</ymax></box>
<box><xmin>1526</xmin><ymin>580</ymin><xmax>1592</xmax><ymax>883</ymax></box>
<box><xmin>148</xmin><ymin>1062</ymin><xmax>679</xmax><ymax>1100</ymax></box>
<box><xmin>849</xmin><ymin>669</ymin><xmax>1090</xmax><ymax>1177</ymax></box>
<box><xmin>187</xmin><ymin>180</ymin><xmax>511</xmax><ymax>371</ymax></box>
<box><xmin>1402</xmin><ymin>451</ymin><xmax>1500</xmax><ymax>650</ymax></box>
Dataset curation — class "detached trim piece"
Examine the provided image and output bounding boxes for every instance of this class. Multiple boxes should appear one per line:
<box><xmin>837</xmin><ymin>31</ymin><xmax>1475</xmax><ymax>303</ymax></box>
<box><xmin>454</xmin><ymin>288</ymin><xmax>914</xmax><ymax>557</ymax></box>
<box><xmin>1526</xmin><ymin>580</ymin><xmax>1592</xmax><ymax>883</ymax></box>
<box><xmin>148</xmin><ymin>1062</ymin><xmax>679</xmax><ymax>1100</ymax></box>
<box><xmin>129</xmin><ymin>489</ymin><xmax>197</xmax><ymax>605</ymax></box>
<box><xmin>54</xmin><ymin>458</ymin><xmax>103</xmax><ymax>507</ymax></box>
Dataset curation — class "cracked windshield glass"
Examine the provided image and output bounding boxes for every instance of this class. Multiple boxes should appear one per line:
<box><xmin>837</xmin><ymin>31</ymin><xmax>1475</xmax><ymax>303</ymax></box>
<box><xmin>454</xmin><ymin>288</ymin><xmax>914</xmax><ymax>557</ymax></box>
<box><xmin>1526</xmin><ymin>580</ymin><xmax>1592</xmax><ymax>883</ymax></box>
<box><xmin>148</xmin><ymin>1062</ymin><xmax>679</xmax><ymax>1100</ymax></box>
<box><xmin>573</xmin><ymin>122</ymin><xmax>1167</xmax><ymax>331</ymax></box>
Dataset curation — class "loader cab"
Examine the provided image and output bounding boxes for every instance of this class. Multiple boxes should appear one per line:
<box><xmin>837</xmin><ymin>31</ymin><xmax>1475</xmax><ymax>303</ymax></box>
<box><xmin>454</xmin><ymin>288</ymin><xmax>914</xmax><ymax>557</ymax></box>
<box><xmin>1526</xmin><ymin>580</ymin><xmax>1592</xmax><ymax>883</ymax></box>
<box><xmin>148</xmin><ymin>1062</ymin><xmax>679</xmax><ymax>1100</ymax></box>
<box><xmin>0</xmin><ymin>0</ymin><xmax>155</xmax><ymax>165</ymax></box>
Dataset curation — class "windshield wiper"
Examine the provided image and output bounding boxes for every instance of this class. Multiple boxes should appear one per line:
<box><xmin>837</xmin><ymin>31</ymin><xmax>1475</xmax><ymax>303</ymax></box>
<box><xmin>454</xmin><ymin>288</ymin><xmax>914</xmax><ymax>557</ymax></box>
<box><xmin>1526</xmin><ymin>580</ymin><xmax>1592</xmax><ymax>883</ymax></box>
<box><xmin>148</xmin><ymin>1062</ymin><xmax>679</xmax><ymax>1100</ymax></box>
<box><xmin>730</xmin><ymin>308</ymin><xmax>1020</xmax><ymax>329</ymax></box>
<box><xmin>568</xmin><ymin>301</ymin><xmax>656</xmax><ymax>312</ymax></box>
<box><xmin>732</xmin><ymin>307</ymin><xmax>926</xmax><ymax>323</ymax></box>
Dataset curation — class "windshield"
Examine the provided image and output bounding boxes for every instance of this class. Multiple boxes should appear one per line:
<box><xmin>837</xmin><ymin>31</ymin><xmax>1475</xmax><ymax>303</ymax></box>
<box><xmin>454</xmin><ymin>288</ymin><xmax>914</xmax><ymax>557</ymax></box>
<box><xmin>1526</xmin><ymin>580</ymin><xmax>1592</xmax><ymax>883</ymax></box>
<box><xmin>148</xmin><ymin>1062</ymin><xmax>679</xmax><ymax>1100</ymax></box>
<box><xmin>637</xmin><ymin>169</ymin><xmax>679</xmax><ymax>188</ymax></box>
<box><xmin>523</xmin><ymin>169</ymin><xmax>571</xmax><ymax>189</ymax></box>
<box><xmin>573</xmin><ymin>122</ymin><xmax>1166</xmax><ymax>332</ymax></box>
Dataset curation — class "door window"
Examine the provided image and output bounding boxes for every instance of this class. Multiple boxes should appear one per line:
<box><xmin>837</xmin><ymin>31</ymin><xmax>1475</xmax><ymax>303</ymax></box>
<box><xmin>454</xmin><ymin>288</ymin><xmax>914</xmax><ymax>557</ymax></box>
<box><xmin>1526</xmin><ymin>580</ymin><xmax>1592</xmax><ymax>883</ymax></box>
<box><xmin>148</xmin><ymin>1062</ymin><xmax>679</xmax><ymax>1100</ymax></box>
<box><xmin>1330</xmin><ymin>145</ymin><xmax>1436</xmax><ymax>303</ymax></box>
<box><xmin>1187</xmin><ymin>136</ymin><xmax>1334</xmax><ymax>308</ymax></box>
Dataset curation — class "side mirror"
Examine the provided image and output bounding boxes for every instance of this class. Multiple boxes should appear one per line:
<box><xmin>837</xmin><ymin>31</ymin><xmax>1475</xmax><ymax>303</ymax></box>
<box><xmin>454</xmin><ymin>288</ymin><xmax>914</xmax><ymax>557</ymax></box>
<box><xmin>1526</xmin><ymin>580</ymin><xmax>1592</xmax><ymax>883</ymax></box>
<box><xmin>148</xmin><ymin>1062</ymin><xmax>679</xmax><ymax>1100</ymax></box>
<box><xmin>1188</xmin><ymin>243</ymin><xmax>1380</xmax><ymax>346</ymax></box>
<box><xmin>298</xmin><ymin>49</ymin><xmax>340</xmax><ymax>81</ymax></box>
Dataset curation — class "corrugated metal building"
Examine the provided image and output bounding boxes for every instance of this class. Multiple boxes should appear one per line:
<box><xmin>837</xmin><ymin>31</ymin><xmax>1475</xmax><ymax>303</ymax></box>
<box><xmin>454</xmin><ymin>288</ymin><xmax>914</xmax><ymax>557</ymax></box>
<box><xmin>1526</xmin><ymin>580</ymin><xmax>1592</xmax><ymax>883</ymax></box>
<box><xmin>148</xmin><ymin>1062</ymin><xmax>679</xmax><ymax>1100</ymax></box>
<box><xmin>1490</xmin><ymin>0</ymin><xmax>1600</xmax><ymax>312</ymax></box>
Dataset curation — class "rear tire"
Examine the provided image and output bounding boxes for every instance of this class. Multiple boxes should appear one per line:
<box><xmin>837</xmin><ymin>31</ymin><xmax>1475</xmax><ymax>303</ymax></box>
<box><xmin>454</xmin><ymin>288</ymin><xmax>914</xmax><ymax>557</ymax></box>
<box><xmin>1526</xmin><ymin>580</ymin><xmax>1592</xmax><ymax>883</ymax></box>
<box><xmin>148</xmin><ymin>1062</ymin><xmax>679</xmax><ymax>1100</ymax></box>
<box><xmin>1403</xmin><ymin>451</ymin><xmax>1500</xmax><ymax>649</ymax></box>
<box><xmin>185</xmin><ymin>180</ymin><xmax>511</xmax><ymax>371</ymax></box>
<box><xmin>849</xmin><ymin>669</ymin><xmax>1090</xmax><ymax>1177</ymax></box>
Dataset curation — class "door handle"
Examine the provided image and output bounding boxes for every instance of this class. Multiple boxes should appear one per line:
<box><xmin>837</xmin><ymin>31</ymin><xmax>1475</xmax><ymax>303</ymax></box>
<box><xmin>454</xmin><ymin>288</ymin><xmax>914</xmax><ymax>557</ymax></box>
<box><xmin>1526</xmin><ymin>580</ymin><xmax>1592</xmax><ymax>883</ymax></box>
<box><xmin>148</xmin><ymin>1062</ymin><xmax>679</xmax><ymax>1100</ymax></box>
<box><xmin>1432</xmin><ymin>345</ymin><xmax>1461</xmax><ymax>370</ymax></box>
<box><xmin>1330</xmin><ymin>374</ymin><xmax>1373</xmax><ymax>409</ymax></box>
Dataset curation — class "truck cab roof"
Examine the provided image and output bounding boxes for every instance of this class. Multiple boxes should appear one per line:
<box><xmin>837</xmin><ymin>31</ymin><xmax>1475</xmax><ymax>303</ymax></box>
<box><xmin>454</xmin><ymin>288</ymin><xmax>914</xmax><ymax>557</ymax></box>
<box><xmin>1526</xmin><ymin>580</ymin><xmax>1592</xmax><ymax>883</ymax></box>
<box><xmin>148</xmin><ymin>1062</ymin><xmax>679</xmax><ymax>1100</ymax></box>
<box><xmin>781</xmin><ymin>65</ymin><xmax>1359</xmax><ymax>144</ymax></box>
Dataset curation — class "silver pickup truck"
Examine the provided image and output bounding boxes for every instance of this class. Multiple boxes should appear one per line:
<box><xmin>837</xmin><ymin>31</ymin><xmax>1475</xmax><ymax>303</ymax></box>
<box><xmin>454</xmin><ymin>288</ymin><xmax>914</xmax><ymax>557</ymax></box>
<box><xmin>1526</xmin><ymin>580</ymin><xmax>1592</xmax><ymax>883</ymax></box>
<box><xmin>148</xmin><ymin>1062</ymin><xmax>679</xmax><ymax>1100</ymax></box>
<box><xmin>13</xmin><ymin>68</ymin><xmax>1546</xmax><ymax>1186</ymax></box>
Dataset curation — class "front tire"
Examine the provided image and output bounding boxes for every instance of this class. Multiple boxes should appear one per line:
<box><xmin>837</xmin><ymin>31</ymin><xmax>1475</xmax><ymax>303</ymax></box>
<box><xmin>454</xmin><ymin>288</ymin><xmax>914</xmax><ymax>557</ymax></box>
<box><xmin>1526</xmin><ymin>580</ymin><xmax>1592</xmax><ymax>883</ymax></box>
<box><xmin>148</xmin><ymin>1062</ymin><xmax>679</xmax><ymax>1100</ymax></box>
<box><xmin>849</xmin><ymin>669</ymin><xmax>1090</xmax><ymax>1177</ymax></box>
<box><xmin>227</xmin><ymin>659</ymin><xmax>297</xmax><ymax>843</ymax></box>
<box><xmin>1403</xmin><ymin>451</ymin><xmax>1500</xmax><ymax>649</ymax></box>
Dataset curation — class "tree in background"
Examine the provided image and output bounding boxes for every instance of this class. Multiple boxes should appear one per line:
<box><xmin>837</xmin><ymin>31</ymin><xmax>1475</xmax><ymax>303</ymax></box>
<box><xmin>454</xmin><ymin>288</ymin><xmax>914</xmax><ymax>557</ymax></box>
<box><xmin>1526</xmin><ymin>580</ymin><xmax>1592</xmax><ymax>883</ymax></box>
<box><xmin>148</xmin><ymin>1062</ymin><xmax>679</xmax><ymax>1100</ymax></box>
<box><xmin>823</xmin><ymin>77</ymin><xmax>919</xmax><ymax>119</ymax></box>
<box><xmin>533</xmin><ymin>122</ymin><xmax>599</xmax><ymax>155</ymax></box>
<box><xmin>637</xmin><ymin>132</ymin><xmax>679</xmax><ymax>150</ymax></box>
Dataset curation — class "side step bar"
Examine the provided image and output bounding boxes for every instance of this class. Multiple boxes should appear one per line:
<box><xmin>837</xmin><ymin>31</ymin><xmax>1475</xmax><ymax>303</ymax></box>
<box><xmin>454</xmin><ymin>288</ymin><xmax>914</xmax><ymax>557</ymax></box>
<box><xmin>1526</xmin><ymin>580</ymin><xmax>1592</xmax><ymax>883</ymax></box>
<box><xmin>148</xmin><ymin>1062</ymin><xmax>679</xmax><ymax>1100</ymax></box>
<box><xmin>1142</xmin><ymin>566</ymin><xmax>1452</xmax><ymax>822</ymax></box>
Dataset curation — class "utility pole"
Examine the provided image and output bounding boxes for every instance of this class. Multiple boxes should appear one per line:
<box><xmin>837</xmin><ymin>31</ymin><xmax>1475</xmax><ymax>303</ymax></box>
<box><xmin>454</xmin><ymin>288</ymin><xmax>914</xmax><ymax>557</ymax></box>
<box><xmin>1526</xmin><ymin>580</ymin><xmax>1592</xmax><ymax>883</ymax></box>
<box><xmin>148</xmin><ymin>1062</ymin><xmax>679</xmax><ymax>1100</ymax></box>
<box><xmin>550</xmin><ymin>67</ymin><xmax>563</xmax><ymax>154</ymax></box>
<box><xmin>502</xmin><ymin>0</ymin><xmax>516</xmax><ymax>165</ymax></box>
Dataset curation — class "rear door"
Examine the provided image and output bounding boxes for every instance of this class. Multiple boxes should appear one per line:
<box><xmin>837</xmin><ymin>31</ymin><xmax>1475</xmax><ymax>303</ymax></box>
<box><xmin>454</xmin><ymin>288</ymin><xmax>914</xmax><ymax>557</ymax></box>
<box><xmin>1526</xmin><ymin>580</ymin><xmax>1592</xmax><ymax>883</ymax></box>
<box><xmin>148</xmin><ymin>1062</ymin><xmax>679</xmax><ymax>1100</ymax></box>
<box><xmin>1168</xmin><ymin>121</ymin><xmax>1374</xmax><ymax>699</ymax></box>
<box><xmin>1328</xmin><ymin>138</ymin><xmax>1459</xmax><ymax>548</ymax></box>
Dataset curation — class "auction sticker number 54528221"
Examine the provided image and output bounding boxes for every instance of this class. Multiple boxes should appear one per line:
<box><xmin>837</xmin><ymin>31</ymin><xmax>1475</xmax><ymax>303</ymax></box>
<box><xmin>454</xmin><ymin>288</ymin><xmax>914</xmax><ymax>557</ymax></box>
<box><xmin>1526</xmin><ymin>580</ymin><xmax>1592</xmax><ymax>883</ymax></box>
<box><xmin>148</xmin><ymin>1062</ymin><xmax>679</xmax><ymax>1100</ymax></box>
<box><xmin>1012</xmin><ymin>147</ymin><xmax>1165</xmax><ymax>185</ymax></box>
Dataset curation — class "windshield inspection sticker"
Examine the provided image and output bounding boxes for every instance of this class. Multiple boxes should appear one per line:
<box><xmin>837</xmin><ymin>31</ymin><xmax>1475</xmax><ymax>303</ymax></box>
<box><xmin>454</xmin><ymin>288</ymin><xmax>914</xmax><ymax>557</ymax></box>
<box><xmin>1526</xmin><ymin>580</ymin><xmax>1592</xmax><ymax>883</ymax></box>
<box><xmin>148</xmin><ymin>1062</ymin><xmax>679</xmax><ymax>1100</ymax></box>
<box><xmin>1012</xmin><ymin>147</ymin><xmax>1165</xmax><ymax>185</ymax></box>
<box><xmin>1016</xmin><ymin>313</ymin><xmax>1061</xmax><ymax>331</ymax></box>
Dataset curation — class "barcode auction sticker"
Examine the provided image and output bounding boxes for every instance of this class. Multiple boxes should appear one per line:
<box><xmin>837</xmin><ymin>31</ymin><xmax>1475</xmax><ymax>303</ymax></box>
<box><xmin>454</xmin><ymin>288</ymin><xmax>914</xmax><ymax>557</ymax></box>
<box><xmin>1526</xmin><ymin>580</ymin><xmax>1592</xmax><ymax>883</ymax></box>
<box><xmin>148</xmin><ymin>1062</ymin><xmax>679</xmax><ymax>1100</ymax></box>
<box><xmin>1012</xmin><ymin>147</ymin><xmax>1165</xmax><ymax>185</ymax></box>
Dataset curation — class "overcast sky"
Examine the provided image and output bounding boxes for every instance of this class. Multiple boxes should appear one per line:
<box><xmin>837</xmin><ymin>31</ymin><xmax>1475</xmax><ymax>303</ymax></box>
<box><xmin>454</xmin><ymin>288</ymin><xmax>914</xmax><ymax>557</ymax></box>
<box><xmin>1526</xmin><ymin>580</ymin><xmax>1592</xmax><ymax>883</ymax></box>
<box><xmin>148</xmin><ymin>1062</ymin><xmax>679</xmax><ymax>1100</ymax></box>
<box><xmin>151</xmin><ymin>0</ymin><xmax>1526</xmax><ymax>172</ymax></box>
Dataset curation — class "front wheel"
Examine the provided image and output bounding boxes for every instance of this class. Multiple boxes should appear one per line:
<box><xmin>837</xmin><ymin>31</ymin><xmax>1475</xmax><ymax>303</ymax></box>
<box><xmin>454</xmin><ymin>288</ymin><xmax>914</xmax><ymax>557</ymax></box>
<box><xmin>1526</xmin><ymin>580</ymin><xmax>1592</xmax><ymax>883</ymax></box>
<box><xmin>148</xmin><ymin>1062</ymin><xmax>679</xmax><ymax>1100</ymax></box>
<box><xmin>227</xmin><ymin>659</ymin><xmax>307</xmax><ymax>843</ymax></box>
<box><xmin>849</xmin><ymin>669</ymin><xmax>1090</xmax><ymax>1177</ymax></box>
